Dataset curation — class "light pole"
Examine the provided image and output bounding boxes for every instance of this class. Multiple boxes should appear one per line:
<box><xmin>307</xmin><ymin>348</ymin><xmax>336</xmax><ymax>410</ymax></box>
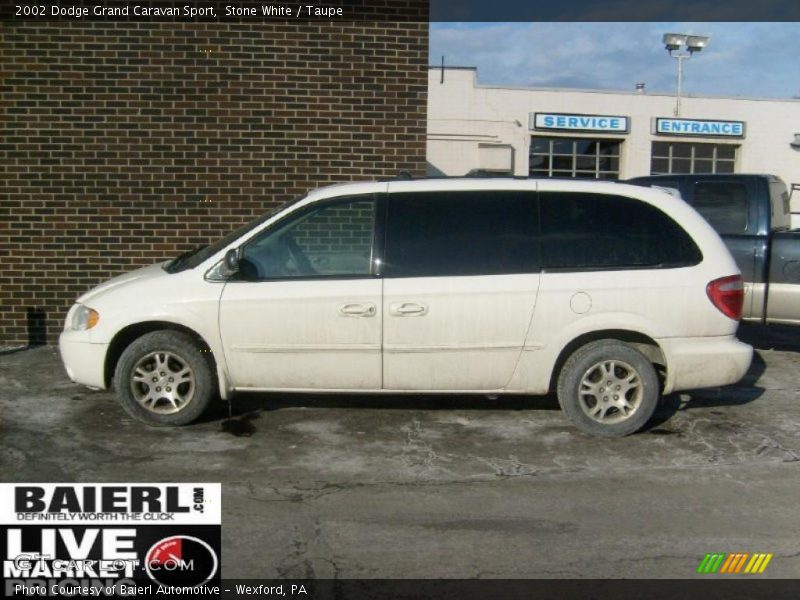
<box><xmin>662</xmin><ymin>33</ymin><xmax>710</xmax><ymax>117</ymax></box>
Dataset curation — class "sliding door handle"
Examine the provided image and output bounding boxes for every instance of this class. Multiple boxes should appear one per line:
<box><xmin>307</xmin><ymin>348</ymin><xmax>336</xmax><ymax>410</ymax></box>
<box><xmin>389</xmin><ymin>302</ymin><xmax>428</xmax><ymax>316</ymax></box>
<box><xmin>339</xmin><ymin>303</ymin><xmax>376</xmax><ymax>317</ymax></box>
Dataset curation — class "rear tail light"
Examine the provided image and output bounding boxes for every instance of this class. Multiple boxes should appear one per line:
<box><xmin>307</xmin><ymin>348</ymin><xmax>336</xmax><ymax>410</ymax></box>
<box><xmin>706</xmin><ymin>275</ymin><xmax>744</xmax><ymax>320</ymax></box>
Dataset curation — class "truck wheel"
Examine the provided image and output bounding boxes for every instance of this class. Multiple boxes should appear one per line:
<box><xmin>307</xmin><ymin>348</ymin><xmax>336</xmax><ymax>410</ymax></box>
<box><xmin>114</xmin><ymin>331</ymin><xmax>215</xmax><ymax>426</ymax></box>
<box><xmin>557</xmin><ymin>340</ymin><xmax>659</xmax><ymax>437</ymax></box>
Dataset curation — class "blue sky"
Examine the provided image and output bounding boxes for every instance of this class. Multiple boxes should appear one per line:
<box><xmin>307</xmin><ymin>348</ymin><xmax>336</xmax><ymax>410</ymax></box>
<box><xmin>429</xmin><ymin>23</ymin><xmax>800</xmax><ymax>98</ymax></box>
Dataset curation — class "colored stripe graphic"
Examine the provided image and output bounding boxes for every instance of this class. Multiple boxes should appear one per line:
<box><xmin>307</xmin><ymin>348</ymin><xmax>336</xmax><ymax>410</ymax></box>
<box><xmin>697</xmin><ymin>553</ymin><xmax>712</xmax><ymax>574</ymax></box>
<box><xmin>720</xmin><ymin>553</ymin><xmax>736</xmax><ymax>573</ymax></box>
<box><xmin>720</xmin><ymin>553</ymin><xmax>745</xmax><ymax>573</ymax></box>
<box><xmin>745</xmin><ymin>554</ymin><xmax>760</xmax><ymax>574</ymax></box>
<box><xmin>759</xmin><ymin>554</ymin><xmax>773</xmax><ymax>573</ymax></box>
<box><xmin>697</xmin><ymin>553</ymin><xmax>727</xmax><ymax>574</ymax></box>
<box><xmin>698</xmin><ymin>552</ymin><xmax>772</xmax><ymax>574</ymax></box>
<box><xmin>745</xmin><ymin>553</ymin><xmax>774</xmax><ymax>574</ymax></box>
<box><xmin>710</xmin><ymin>553</ymin><xmax>726</xmax><ymax>573</ymax></box>
<box><xmin>734</xmin><ymin>553</ymin><xmax>749</xmax><ymax>573</ymax></box>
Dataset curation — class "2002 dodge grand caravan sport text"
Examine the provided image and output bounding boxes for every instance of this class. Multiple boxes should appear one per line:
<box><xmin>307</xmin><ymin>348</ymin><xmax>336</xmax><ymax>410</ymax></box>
<box><xmin>59</xmin><ymin>179</ymin><xmax>753</xmax><ymax>437</ymax></box>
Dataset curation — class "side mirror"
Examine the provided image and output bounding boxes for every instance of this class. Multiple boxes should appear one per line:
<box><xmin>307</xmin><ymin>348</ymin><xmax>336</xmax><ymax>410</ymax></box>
<box><xmin>222</xmin><ymin>248</ymin><xmax>240</xmax><ymax>276</ymax></box>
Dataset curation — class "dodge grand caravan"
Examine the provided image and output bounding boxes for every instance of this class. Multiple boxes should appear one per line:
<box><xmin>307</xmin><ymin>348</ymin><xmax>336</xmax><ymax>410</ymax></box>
<box><xmin>59</xmin><ymin>179</ymin><xmax>753</xmax><ymax>437</ymax></box>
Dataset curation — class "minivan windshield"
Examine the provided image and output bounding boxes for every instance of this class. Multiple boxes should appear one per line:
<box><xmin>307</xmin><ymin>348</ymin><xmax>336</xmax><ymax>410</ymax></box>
<box><xmin>164</xmin><ymin>194</ymin><xmax>307</xmax><ymax>273</ymax></box>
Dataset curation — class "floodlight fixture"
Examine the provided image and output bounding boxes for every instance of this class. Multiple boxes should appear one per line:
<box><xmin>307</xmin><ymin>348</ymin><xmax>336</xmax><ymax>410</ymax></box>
<box><xmin>686</xmin><ymin>35</ymin><xmax>710</xmax><ymax>53</ymax></box>
<box><xmin>661</xmin><ymin>32</ymin><xmax>711</xmax><ymax>116</ymax></box>
<box><xmin>662</xmin><ymin>33</ymin><xmax>687</xmax><ymax>53</ymax></box>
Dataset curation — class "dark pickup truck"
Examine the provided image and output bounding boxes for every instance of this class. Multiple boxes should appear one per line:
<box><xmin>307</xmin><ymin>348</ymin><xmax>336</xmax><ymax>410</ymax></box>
<box><xmin>629</xmin><ymin>174</ymin><xmax>800</xmax><ymax>325</ymax></box>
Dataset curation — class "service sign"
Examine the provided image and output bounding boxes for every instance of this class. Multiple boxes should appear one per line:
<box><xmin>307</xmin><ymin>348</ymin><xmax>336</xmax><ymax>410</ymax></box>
<box><xmin>530</xmin><ymin>112</ymin><xmax>629</xmax><ymax>133</ymax></box>
<box><xmin>0</xmin><ymin>483</ymin><xmax>221</xmax><ymax>597</ymax></box>
<box><xmin>654</xmin><ymin>117</ymin><xmax>745</xmax><ymax>138</ymax></box>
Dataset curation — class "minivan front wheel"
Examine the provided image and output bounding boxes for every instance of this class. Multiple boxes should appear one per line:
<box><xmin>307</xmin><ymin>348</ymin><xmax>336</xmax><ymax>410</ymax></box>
<box><xmin>115</xmin><ymin>331</ymin><xmax>215</xmax><ymax>426</ymax></box>
<box><xmin>557</xmin><ymin>340</ymin><xmax>659</xmax><ymax>437</ymax></box>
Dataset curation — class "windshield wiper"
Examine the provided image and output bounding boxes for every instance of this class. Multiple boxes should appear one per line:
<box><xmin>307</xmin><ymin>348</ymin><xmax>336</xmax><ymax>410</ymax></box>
<box><xmin>165</xmin><ymin>245</ymin><xmax>206</xmax><ymax>273</ymax></box>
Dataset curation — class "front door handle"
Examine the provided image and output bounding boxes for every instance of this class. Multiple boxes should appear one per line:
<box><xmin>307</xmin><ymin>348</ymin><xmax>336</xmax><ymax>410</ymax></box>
<box><xmin>389</xmin><ymin>302</ymin><xmax>428</xmax><ymax>316</ymax></box>
<box><xmin>339</xmin><ymin>303</ymin><xmax>376</xmax><ymax>317</ymax></box>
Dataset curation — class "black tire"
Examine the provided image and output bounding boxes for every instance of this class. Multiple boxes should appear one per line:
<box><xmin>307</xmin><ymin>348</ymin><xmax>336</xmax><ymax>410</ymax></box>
<box><xmin>114</xmin><ymin>330</ymin><xmax>216</xmax><ymax>426</ymax></box>
<box><xmin>557</xmin><ymin>340</ymin><xmax>659</xmax><ymax>437</ymax></box>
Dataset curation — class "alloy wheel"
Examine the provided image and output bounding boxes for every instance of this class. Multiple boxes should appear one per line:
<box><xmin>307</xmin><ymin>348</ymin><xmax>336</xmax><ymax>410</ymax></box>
<box><xmin>578</xmin><ymin>359</ymin><xmax>643</xmax><ymax>424</ymax></box>
<box><xmin>129</xmin><ymin>351</ymin><xmax>195</xmax><ymax>415</ymax></box>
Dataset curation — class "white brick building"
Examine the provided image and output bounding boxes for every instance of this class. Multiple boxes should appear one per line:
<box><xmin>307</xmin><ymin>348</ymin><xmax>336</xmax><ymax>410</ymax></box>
<box><xmin>427</xmin><ymin>66</ymin><xmax>800</xmax><ymax>216</ymax></box>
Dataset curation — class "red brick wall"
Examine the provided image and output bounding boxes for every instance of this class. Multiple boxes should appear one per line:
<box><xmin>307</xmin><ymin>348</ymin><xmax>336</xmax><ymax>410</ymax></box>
<box><xmin>0</xmin><ymin>16</ymin><xmax>428</xmax><ymax>345</ymax></box>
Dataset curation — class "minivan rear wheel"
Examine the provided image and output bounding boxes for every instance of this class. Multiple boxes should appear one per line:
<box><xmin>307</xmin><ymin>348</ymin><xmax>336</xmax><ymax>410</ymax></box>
<box><xmin>557</xmin><ymin>340</ymin><xmax>659</xmax><ymax>437</ymax></box>
<box><xmin>114</xmin><ymin>331</ymin><xmax>215</xmax><ymax>426</ymax></box>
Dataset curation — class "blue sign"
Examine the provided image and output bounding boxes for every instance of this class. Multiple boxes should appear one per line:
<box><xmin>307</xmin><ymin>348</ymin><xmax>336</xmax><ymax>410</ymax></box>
<box><xmin>655</xmin><ymin>118</ymin><xmax>745</xmax><ymax>138</ymax></box>
<box><xmin>531</xmin><ymin>112</ymin><xmax>629</xmax><ymax>133</ymax></box>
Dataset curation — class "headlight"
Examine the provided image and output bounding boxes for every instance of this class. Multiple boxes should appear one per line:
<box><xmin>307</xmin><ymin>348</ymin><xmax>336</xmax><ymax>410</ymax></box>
<box><xmin>70</xmin><ymin>304</ymin><xmax>100</xmax><ymax>330</ymax></box>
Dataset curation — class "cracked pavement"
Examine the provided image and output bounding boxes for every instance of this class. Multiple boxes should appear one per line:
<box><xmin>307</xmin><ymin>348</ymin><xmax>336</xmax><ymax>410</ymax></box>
<box><xmin>1</xmin><ymin>323</ymin><xmax>799</xmax><ymax>578</ymax></box>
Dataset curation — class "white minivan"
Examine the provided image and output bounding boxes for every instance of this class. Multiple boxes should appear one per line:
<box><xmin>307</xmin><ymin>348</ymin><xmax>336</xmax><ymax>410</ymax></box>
<box><xmin>59</xmin><ymin>178</ymin><xmax>752</xmax><ymax>436</ymax></box>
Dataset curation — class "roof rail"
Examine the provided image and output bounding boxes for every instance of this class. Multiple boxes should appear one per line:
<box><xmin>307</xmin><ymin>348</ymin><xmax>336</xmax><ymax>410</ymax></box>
<box><xmin>381</xmin><ymin>172</ymin><xmax>648</xmax><ymax>184</ymax></box>
<box><xmin>386</xmin><ymin>170</ymin><xmax>521</xmax><ymax>181</ymax></box>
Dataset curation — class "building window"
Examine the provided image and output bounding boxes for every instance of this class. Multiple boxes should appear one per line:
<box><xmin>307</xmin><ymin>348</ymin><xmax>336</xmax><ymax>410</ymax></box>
<box><xmin>529</xmin><ymin>136</ymin><xmax>621</xmax><ymax>179</ymax></box>
<box><xmin>650</xmin><ymin>142</ymin><xmax>736</xmax><ymax>175</ymax></box>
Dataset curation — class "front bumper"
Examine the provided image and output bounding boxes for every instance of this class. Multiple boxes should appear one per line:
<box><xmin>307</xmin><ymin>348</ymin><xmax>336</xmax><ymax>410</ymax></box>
<box><xmin>659</xmin><ymin>335</ymin><xmax>753</xmax><ymax>394</ymax></box>
<box><xmin>59</xmin><ymin>331</ymin><xmax>109</xmax><ymax>390</ymax></box>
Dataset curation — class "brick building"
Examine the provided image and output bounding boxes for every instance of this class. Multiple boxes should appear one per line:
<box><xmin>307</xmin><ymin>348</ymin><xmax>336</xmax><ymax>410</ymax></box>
<box><xmin>0</xmin><ymin>13</ymin><xmax>428</xmax><ymax>346</ymax></box>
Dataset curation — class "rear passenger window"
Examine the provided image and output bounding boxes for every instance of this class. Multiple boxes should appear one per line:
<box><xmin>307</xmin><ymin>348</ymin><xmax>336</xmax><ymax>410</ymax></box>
<box><xmin>540</xmin><ymin>192</ymin><xmax>702</xmax><ymax>270</ymax></box>
<box><xmin>692</xmin><ymin>181</ymin><xmax>748</xmax><ymax>234</ymax></box>
<box><xmin>384</xmin><ymin>191</ymin><xmax>540</xmax><ymax>277</ymax></box>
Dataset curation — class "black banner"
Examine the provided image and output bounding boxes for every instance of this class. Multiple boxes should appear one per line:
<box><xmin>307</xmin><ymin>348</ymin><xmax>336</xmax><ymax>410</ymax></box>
<box><xmin>4</xmin><ymin>0</ymin><xmax>800</xmax><ymax>22</ymax></box>
<box><xmin>6</xmin><ymin>579</ymin><xmax>800</xmax><ymax>599</ymax></box>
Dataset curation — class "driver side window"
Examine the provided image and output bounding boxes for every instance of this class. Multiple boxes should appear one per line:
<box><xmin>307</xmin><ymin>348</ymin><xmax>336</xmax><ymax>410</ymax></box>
<box><xmin>240</xmin><ymin>196</ymin><xmax>376</xmax><ymax>280</ymax></box>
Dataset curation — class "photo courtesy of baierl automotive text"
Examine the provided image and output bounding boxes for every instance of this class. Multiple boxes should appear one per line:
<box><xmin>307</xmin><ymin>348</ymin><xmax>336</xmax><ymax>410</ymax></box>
<box><xmin>3</xmin><ymin>0</ymin><xmax>800</xmax><ymax>597</ymax></box>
